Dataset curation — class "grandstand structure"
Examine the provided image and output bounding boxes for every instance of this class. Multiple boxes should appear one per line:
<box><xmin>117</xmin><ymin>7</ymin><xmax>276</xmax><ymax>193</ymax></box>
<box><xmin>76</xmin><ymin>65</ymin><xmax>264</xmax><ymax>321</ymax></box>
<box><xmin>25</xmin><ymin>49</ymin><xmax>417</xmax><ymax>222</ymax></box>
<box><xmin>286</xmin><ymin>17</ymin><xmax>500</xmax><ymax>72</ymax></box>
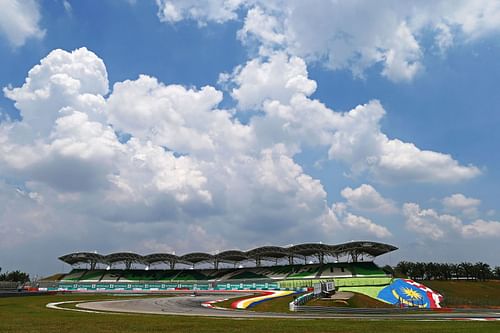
<box><xmin>59</xmin><ymin>241</ymin><xmax>396</xmax><ymax>270</ymax></box>
<box><xmin>46</xmin><ymin>241</ymin><xmax>397</xmax><ymax>291</ymax></box>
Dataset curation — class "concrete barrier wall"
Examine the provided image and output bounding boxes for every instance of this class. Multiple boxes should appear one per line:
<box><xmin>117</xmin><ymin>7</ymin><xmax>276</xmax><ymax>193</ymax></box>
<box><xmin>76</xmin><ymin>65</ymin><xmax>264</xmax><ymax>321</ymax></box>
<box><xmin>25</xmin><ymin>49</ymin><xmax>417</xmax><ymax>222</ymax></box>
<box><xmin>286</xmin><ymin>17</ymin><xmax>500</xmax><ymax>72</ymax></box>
<box><xmin>49</xmin><ymin>281</ymin><xmax>284</xmax><ymax>292</ymax></box>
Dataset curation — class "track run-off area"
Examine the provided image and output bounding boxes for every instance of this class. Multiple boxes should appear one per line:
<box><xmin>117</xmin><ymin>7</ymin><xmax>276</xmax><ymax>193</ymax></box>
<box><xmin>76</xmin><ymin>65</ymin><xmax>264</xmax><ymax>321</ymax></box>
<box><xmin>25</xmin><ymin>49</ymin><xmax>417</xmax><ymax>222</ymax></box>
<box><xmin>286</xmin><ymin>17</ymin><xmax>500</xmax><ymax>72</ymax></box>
<box><xmin>46</xmin><ymin>292</ymin><xmax>500</xmax><ymax>321</ymax></box>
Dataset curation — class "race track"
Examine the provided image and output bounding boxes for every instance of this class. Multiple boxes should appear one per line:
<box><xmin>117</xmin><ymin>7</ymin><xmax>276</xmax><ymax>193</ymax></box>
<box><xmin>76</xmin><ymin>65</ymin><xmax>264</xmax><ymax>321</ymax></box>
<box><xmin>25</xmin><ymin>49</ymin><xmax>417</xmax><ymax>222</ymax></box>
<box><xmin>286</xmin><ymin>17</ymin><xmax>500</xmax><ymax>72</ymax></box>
<box><xmin>74</xmin><ymin>293</ymin><xmax>500</xmax><ymax>321</ymax></box>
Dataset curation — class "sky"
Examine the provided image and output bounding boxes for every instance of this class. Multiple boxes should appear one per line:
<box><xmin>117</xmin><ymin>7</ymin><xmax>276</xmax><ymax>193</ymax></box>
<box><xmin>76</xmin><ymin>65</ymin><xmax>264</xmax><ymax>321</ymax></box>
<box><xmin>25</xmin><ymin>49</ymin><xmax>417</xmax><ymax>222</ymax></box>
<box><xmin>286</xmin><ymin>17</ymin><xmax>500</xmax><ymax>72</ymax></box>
<box><xmin>1</xmin><ymin>0</ymin><xmax>500</xmax><ymax>277</ymax></box>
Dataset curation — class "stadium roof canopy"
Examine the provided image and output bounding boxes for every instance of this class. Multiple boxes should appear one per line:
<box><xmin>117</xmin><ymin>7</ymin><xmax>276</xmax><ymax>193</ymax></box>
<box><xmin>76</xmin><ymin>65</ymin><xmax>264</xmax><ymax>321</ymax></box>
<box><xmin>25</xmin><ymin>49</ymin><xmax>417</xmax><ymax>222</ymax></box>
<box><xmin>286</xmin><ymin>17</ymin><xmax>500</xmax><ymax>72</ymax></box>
<box><xmin>59</xmin><ymin>241</ymin><xmax>397</xmax><ymax>269</ymax></box>
<box><xmin>180</xmin><ymin>252</ymin><xmax>214</xmax><ymax>264</ymax></box>
<box><xmin>58</xmin><ymin>252</ymin><xmax>106</xmax><ymax>270</ymax></box>
<box><xmin>216</xmin><ymin>250</ymin><xmax>248</xmax><ymax>263</ymax></box>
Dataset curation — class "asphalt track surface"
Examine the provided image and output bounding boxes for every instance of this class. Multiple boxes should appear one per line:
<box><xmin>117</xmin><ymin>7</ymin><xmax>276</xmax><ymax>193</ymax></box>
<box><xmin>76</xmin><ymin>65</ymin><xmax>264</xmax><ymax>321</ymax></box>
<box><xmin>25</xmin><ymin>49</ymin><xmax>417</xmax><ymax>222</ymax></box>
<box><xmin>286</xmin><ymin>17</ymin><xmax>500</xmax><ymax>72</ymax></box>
<box><xmin>76</xmin><ymin>293</ymin><xmax>500</xmax><ymax>321</ymax></box>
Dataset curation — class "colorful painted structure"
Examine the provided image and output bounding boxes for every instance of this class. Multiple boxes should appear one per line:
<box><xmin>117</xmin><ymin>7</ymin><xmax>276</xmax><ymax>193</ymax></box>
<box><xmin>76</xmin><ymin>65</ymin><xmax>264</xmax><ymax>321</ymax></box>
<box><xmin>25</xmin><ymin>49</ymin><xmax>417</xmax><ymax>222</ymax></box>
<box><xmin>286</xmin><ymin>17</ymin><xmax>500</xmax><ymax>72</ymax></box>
<box><xmin>377</xmin><ymin>278</ymin><xmax>443</xmax><ymax>308</ymax></box>
<box><xmin>231</xmin><ymin>291</ymin><xmax>298</xmax><ymax>309</ymax></box>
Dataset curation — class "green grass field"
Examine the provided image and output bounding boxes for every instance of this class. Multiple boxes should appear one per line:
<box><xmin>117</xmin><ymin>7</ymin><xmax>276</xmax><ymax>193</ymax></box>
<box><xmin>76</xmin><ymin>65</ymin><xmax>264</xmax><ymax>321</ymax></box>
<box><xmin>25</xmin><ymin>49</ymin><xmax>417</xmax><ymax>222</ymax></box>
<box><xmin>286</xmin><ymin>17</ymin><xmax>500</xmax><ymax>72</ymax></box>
<box><xmin>308</xmin><ymin>292</ymin><xmax>393</xmax><ymax>308</ymax></box>
<box><xmin>421</xmin><ymin>280</ymin><xmax>500</xmax><ymax>308</ymax></box>
<box><xmin>1</xmin><ymin>293</ymin><xmax>500</xmax><ymax>333</ymax></box>
<box><xmin>250</xmin><ymin>293</ymin><xmax>298</xmax><ymax>313</ymax></box>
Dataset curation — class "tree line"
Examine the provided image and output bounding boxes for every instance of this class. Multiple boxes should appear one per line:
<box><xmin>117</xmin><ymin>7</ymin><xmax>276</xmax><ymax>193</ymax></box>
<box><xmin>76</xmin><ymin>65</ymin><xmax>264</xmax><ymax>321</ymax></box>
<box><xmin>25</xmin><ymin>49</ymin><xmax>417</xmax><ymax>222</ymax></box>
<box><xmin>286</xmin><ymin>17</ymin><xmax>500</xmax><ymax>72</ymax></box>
<box><xmin>0</xmin><ymin>267</ymin><xmax>30</xmax><ymax>284</ymax></box>
<box><xmin>391</xmin><ymin>261</ymin><xmax>500</xmax><ymax>281</ymax></box>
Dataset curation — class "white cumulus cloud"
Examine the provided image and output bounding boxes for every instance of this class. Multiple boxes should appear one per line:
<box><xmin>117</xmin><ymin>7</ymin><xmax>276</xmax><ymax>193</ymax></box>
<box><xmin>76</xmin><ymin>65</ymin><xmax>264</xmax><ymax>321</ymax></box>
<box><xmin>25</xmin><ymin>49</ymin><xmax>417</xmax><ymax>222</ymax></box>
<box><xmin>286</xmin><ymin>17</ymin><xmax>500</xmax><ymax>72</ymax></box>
<box><xmin>462</xmin><ymin>219</ymin><xmax>500</xmax><ymax>238</ymax></box>
<box><xmin>442</xmin><ymin>193</ymin><xmax>481</xmax><ymax>218</ymax></box>
<box><xmin>331</xmin><ymin>202</ymin><xmax>392</xmax><ymax>239</ymax></box>
<box><xmin>223</xmin><ymin>52</ymin><xmax>316</xmax><ymax>109</ymax></box>
<box><xmin>0</xmin><ymin>46</ymin><xmax>487</xmax><ymax>270</ymax></box>
<box><xmin>341</xmin><ymin>184</ymin><xmax>397</xmax><ymax>214</ymax></box>
<box><xmin>156</xmin><ymin>0</ymin><xmax>500</xmax><ymax>82</ymax></box>
<box><xmin>0</xmin><ymin>47</ymin><xmax>349</xmax><ymax>259</ymax></box>
<box><xmin>156</xmin><ymin>0</ymin><xmax>244</xmax><ymax>24</ymax></box>
<box><xmin>0</xmin><ymin>0</ymin><xmax>45</xmax><ymax>47</ymax></box>
<box><xmin>227</xmin><ymin>53</ymin><xmax>479</xmax><ymax>183</ymax></box>
<box><xmin>403</xmin><ymin>202</ymin><xmax>500</xmax><ymax>240</ymax></box>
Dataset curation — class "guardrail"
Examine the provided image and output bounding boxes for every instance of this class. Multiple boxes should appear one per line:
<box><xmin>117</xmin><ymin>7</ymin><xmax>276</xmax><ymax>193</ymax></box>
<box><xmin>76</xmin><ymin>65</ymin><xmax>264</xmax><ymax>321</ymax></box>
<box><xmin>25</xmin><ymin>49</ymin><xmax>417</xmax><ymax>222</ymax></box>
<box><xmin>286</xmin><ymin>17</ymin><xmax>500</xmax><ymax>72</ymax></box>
<box><xmin>289</xmin><ymin>292</ymin><xmax>315</xmax><ymax>311</ymax></box>
<box><xmin>0</xmin><ymin>281</ymin><xmax>19</xmax><ymax>290</ymax></box>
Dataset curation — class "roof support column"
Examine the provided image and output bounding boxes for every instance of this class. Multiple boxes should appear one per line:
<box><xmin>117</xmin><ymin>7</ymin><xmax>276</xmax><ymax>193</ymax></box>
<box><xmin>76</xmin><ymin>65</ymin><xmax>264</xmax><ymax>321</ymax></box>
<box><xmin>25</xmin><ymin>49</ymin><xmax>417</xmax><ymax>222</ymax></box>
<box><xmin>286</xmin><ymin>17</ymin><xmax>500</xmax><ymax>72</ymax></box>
<box><xmin>256</xmin><ymin>258</ymin><xmax>261</xmax><ymax>267</ymax></box>
<box><xmin>318</xmin><ymin>252</ymin><xmax>324</xmax><ymax>264</ymax></box>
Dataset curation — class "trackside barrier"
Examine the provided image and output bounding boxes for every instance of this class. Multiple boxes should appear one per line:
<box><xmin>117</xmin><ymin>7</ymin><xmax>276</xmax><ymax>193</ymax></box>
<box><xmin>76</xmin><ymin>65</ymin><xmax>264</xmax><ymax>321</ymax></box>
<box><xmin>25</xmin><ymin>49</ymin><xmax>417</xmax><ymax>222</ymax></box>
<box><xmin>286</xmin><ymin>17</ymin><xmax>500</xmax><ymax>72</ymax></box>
<box><xmin>0</xmin><ymin>282</ymin><xmax>19</xmax><ymax>290</ymax></box>
<box><xmin>293</xmin><ymin>306</ymin><xmax>417</xmax><ymax>314</ymax></box>
<box><xmin>50</xmin><ymin>281</ymin><xmax>292</xmax><ymax>292</ymax></box>
<box><xmin>289</xmin><ymin>292</ymin><xmax>315</xmax><ymax>311</ymax></box>
<box><xmin>47</xmin><ymin>277</ymin><xmax>392</xmax><ymax>293</ymax></box>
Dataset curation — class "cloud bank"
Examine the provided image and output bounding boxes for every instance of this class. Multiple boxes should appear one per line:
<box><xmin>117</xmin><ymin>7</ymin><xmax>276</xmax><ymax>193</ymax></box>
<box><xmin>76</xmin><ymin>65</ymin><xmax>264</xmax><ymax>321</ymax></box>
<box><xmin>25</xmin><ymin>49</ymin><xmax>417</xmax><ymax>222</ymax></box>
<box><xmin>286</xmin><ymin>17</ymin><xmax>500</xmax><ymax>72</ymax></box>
<box><xmin>0</xmin><ymin>47</ymin><xmax>485</xmax><ymax>272</ymax></box>
<box><xmin>158</xmin><ymin>0</ymin><xmax>500</xmax><ymax>82</ymax></box>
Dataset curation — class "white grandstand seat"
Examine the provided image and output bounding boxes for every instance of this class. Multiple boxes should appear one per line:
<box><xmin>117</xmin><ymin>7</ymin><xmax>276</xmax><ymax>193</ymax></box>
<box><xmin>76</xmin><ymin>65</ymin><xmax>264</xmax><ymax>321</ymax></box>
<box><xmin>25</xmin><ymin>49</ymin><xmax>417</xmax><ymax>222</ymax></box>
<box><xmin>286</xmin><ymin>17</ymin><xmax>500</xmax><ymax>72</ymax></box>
<box><xmin>317</xmin><ymin>265</ymin><xmax>353</xmax><ymax>278</ymax></box>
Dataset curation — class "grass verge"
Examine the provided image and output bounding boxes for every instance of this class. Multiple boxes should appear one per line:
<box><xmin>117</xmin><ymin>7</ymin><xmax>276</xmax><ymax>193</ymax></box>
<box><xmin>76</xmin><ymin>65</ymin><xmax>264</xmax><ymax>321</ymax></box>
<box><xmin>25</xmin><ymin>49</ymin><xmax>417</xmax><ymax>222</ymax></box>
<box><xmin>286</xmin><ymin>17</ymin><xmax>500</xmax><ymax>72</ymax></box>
<box><xmin>307</xmin><ymin>292</ymin><xmax>393</xmax><ymax>308</ymax></box>
<box><xmin>422</xmin><ymin>280</ymin><xmax>500</xmax><ymax>308</ymax></box>
<box><xmin>0</xmin><ymin>293</ymin><xmax>499</xmax><ymax>333</ymax></box>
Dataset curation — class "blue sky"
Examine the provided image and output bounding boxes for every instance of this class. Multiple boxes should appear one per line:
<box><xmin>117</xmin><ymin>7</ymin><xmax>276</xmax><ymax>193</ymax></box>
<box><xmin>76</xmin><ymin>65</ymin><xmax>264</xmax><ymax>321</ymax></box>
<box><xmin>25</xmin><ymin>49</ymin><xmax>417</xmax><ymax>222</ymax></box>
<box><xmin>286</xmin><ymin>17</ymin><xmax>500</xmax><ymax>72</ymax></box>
<box><xmin>1</xmin><ymin>0</ymin><xmax>500</xmax><ymax>276</ymax></box>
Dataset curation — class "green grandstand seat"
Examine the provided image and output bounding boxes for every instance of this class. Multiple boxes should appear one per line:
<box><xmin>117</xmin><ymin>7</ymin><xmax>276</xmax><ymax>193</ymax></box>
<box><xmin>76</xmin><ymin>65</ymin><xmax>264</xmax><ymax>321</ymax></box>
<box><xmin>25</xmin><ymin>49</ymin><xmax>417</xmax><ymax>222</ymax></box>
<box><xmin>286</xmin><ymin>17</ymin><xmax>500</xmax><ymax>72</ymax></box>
<box><xmin>79</xmin><ymin>270</ymin><xmax>106</xmax><ymax>281</ymax></box>
<box><xmin>228</xmin><ymin>271</ymin><xmax>268</xmax><ymax>280</ymax></box>
<box><xmin>159</xmin><ymin>270</ymin><xmax>181</xmax><ymax>280</ymax></box>
<box><xmin>350</xmin><ymin>262</ymin><xmax>386</xmax><ymax>276</ymax></box>
<box><xmin>60</xmin><ymin>269</ymin><xmax>87</xmax><ymax>281</ymax></box>
<box><xmin>100</xmin><ymin>270</ymin><xmax>122</xmax><ymax>282</ymax></box>
<box><xmin>119</xmin><ymin>270</ymin><xmax>164</xmax><ymax>281</ymax></box>
<box><xmin>287</xmin><ymin>265</ymin><xmax>321</xmax><ymax>278</ymax></box>
<box><xmin>172</xmin><ymin>271</ymin><xmax>209</xmax><ymax>281</ymax></box>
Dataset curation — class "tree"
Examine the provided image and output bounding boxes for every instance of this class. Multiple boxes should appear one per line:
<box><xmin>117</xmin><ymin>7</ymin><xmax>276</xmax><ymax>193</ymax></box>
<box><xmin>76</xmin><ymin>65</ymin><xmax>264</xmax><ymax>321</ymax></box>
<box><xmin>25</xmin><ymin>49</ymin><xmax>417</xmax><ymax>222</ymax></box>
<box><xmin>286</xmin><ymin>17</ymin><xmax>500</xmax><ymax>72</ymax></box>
<box><xmin>395</xmin><ymin>261</ymin><xmax>411</xmax><ymax>277</ymax></box>
<box><xmin>459</xmin><ymin>262</ymin><xmax>474</xmax><ymax>280</ymax></box>
<box><xmin>394</xmin><ymin>261</ymin><xmax>498</xmax><ymax>281</ymax></box>
<box><xmin>494</xmin><ymin>266</ymin><xmax>500</xmax><ymax>280</ymax></box>
<box><xmin>449</xmin><ymin>263</ymin><xmax>460</xmax><ymax>280</ymax></box>
<box><xmin>0</xmin><ymin>270</ymin><xmax>30</xmax><ymax>283</ymax></box>
<box><xmin>382</xmin><ymin>265</ymin><xmax>394</xmax><ymax>275</ymax></box>
<box><xmin>473</xmin><ymin>262</ymin><xmax>492</xmax><ymax>281</ymax></box>
<box><xmin>413</xmin><ymin>262</ymin><xmax>426</xmax><ymax>280</ymax></box>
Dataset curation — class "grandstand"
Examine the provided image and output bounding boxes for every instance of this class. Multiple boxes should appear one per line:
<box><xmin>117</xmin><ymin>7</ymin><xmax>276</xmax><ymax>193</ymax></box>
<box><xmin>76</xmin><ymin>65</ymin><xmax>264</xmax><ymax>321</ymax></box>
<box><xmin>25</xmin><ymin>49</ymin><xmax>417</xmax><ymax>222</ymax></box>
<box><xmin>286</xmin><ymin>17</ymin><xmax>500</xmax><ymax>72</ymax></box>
<box><xmin>41</xmin><ymin>241</ymin><xmax>397</xmax><ymax>292</ymax></box>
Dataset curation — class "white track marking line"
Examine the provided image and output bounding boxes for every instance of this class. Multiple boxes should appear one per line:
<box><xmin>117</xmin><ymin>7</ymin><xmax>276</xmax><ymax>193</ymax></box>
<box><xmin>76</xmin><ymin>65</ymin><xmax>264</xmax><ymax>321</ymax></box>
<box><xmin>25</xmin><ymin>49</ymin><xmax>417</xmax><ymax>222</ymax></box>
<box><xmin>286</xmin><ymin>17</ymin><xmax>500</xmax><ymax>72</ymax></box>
<box><xmin>47</xmin><ymin>300</ymin><xmax>103</xmax><ymax>313</ymax></box>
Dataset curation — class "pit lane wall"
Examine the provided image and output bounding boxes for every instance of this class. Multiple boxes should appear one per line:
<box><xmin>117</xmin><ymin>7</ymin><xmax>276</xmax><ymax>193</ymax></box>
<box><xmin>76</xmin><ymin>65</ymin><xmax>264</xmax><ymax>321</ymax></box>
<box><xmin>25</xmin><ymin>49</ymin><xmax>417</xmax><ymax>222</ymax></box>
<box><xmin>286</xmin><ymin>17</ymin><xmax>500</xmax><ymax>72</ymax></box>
<box><xmin>40</xmin><ymin>281</ymin><xmax>284</xmax><ymax>292</ymax></box>
<box><xmin>39</xmin><ymin>276</ymin><xmax>393</xmax><ymax>292</ymax></box>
